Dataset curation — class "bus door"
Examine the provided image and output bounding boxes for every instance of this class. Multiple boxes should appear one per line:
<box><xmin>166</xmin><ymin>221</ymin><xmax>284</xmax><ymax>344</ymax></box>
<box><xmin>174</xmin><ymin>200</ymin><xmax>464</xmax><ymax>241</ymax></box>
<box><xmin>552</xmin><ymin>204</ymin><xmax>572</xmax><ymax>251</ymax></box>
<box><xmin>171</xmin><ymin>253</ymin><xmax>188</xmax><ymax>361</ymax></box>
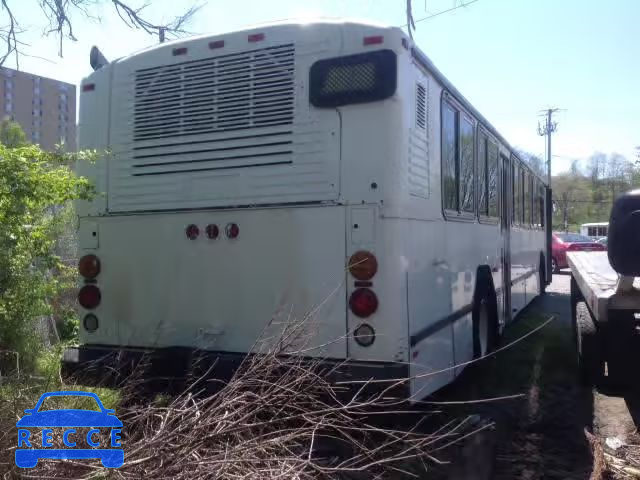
<box><xmin>500</xmin><ymin>154</ymin><xmax>512</xmax><ymax>324</ymax></box>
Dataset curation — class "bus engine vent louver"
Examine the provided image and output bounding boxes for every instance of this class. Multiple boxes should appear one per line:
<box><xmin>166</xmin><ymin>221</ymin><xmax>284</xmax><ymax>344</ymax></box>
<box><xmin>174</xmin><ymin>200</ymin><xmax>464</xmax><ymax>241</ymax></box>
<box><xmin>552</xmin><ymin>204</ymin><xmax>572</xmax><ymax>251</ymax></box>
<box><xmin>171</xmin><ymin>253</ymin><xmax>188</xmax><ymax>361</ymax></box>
<box><xmin>133</xmin><ymin>44</ymin><xmax>295</xmax><ymax>141</ymax></box>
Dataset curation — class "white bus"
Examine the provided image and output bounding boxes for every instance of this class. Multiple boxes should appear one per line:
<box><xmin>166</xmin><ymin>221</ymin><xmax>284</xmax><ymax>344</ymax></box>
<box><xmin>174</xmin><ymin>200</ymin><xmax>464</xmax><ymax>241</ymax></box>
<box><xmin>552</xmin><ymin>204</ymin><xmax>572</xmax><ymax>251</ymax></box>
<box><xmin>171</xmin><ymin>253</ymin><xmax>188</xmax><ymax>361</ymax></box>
<box><xmin>580</xmin><ymin>222</ymin><xmax>608</xmax><ymax>240</ymax></box>
<box><xmin>62</xmin><ymin>20</ymin><xmax>551</xmax><ymax>401</ymax></box>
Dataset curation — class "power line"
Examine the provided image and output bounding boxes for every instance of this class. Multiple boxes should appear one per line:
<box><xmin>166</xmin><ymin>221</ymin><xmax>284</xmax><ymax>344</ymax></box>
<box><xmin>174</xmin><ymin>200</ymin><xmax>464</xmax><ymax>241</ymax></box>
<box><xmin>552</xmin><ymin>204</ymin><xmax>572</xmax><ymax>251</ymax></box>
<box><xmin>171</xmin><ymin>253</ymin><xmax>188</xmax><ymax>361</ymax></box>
<box><xmin>400</xmin><ymin>0</ymin><xmax>480</xmax><ymax>27</ymax></box>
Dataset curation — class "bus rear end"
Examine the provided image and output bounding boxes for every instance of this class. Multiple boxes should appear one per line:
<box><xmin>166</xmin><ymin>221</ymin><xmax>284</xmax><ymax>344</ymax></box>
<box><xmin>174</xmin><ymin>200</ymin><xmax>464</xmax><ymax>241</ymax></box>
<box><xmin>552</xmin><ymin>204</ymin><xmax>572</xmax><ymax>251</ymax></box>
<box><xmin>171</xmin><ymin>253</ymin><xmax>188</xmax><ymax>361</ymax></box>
<box><xmin>63</xmin><ymin>21</ymin><xmax>408</xmax><ymax>391</ymax></box>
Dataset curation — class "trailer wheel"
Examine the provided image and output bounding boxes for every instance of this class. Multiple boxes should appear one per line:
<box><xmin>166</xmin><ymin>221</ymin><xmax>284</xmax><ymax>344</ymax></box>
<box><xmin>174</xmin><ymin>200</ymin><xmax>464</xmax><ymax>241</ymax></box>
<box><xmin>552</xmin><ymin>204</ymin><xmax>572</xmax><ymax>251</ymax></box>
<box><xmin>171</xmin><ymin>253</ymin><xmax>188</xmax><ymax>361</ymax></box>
<box><xmin>575</xmin><ymin>301</ymin><xmax>603</xmax><ymax>387</ymax></box>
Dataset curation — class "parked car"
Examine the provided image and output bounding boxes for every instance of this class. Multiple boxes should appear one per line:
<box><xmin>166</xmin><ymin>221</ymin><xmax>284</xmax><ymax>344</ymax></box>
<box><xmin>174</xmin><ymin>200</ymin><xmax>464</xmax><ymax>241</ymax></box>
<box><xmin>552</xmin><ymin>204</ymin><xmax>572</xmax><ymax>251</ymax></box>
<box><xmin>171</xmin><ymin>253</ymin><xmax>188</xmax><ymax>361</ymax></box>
<box><xmin>596</xmin><ymin>237</ymin><xmax>608</xmax><ymax>248</ymax></box>
<box><xmin>551</xmin><ymin>232</ymin><xmax>606</xmax><ymax>273</ymax></box>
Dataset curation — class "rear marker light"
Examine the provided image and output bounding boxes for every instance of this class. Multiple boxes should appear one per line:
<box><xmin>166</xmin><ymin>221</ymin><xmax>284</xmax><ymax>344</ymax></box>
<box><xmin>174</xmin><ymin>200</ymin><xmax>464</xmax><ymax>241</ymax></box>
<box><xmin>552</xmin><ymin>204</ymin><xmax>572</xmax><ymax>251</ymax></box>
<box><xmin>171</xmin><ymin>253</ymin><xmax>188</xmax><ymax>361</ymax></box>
<box><xmin>348</xmin><ymin>251</ymin><xmax>378</xmax><ymax>281</ymax></box>
<box><xmin>209</xmin><ymin>40</ymin><xmax>225</xmax><ymax>49</ymax></box>
<box><xmin>78</xmin><ymin>285</ymin><xmax>101</xmax><ymax>309</ymax></box>
<box><xmin>83</xmin><ymin>314</ymin><xmax>99</xmax><ymax>332</ymax></box>
<box><xmin>225</xmin><ymin>223</ymin><xmax>239</xmax><ymax>239</ymax></box>
<box><xmin>186</xmin><ymin>224</ymin><xmax>200</xmax><ymax>240</ymax></box>
<box><xmin>353</xmin><ymin>323</ymin><xmax>375</xmax><ymax>347</ymax></box>
<box><xmin>82</xmin><ymin>83</ymin><xmax>95</xmax><ymax>92</ymax></box>
<box><xmin>349</xmin><ymin>288</ymin><xmax>378</xmax><ymax>318</ymax></box>
<box><xmin>206</xmin><ymin>224</ymin><xmax>219</xmax><ymax>239</ymax></box>
<box><xmin>173</xmin><ymin>47</ymin><xmax>188</xmax><ymax>56</ymax></box>
<box><xmin>248</xmin><ymin>33</ymin><xmax>264</xmax><ymax>42</ymax></box>
<box><xmin>78</xmin><ymin>254</ymin><xmax>101</xmax><ymax>279</ymax></box>
<box><xmin>363</xmin><ymin>35</ymin><xmax>384</xmax><ymax>46</ymax></box>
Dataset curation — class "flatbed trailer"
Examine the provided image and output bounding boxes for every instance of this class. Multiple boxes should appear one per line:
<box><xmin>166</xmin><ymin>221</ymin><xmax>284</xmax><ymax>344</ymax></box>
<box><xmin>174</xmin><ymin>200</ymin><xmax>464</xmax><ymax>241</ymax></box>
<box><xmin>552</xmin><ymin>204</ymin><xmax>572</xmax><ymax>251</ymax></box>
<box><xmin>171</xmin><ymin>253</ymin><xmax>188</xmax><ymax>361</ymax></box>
<box><xmin>568</xmin><ymin>190</ymin><xmax>640</xmax><ymax>390</ymax></box>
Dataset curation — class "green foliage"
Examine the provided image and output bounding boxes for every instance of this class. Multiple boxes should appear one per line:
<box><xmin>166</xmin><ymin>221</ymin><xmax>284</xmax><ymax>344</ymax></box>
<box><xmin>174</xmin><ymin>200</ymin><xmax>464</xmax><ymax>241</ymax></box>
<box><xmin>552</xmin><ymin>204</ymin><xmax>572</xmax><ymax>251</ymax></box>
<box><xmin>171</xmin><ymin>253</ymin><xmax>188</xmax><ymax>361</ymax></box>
<box><xmin>0</xmin><ymin>119</ymin><xmax>28</xmax><ymax>148</ymax></box>
<box><xmin>0</xmin><ymin>143</ymin><xmax>95</xmax><ymax>370</ymax></box>
<box><xmin>551</xmin><ymin>153</ymin><xmax>640</xmax><ymax>231</ymax></box>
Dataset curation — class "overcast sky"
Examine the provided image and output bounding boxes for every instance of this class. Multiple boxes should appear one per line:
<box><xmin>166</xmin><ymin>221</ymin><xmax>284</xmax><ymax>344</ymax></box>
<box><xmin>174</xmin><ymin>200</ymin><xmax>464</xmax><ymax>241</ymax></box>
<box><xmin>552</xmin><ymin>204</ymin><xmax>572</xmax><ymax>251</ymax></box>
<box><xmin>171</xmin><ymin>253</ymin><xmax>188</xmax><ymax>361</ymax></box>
<box><xmin>6</xmin><ymin>0</ymin><xmax>639</xmax><ymax>174</ymax></box>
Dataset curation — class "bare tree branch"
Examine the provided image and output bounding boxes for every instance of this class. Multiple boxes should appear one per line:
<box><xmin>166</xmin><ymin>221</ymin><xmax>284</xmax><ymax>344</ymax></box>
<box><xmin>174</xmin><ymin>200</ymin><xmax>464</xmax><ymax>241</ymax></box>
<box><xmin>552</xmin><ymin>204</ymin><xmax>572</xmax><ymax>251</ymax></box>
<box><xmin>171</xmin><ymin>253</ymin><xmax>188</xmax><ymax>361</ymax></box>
<box><xmin>0</xmin><ymin>0</ymin><xmax>21</xmax><ymax>67</ymax></box>
<box><xmin>0</xmin><ymin>0</ymin><xmax>202</xmax><ymax>67</ymax></box>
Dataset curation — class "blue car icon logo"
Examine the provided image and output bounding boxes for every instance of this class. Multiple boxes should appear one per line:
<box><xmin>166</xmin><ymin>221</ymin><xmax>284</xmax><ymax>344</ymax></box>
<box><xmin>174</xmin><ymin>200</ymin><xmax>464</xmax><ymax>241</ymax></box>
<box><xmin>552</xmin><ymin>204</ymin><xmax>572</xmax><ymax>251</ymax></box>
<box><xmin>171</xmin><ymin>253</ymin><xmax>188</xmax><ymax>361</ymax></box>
<box><xmin>15</xmin><ymin>391</ymin><xmax>123</xmax><ymax>468</ymax></box>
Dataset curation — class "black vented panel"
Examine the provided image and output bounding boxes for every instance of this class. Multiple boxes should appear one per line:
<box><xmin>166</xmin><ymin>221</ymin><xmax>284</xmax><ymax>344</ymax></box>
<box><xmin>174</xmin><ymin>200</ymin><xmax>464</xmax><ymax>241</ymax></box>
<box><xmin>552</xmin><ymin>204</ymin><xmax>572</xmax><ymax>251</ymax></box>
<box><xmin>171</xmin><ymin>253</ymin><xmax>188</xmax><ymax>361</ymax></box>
<box><xmin>416</xmin><ymin>83</ymin><xmax>426</xmax><ymax>129</ymax></box>
<box><xmin>133</xmin><ymin>44</ymin><xmax>295</xmax><ymax>141</ymax></box>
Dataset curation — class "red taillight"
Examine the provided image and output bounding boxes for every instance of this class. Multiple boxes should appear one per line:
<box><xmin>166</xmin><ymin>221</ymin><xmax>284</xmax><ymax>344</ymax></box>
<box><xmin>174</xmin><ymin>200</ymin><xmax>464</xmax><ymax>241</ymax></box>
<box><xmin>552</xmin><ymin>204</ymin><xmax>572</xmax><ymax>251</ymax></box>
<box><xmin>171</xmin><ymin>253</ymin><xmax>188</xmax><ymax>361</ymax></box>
<box><xmin>186</xmin><ymin>224</ymin><xmax>200</xmax><ymax>240</ymax></box>
<box><xmin>248</xmin><ymin>33</ymin><xmax>264</xmax><ymax>42</ymax></box>
<box><xmin>225</xmin><ymin>223</ymin><xmax>239</xmax><ymax>239</ymax></box>
<box><xmin>209</xmin><ymin>40</ymin><xmax>225</xmax><ymax>49</ymax></box>
<box><xmin>206</xmin><ymin>224</ymin><xmax>219</xmax><ymax>239</ymax></box>
<box><xmin>348</xmin><ymin>251</ymin><xmax>378</xmax><ymax>281</ymax></box>
<box><xmin>363</xmin><ymin>35</ymin><xmax>384</xmax><ymax>46</ymax></box>
<box><xmin>78</xmin><ymin>285</ymin><xmax>101</xmax><ymax>309</ymax></box>
<box><xmin>78</xmin><ymin>254</ymin><xmax>101</xmax><ymax>279</ymax></box>
<box><xmin>82</xmin><ymin>83</ymin><xmax>95</xmax><ymax>92</ymax></box>
<box><xmin>349</xmin><ymin>288</ymin><xmax>378</xmax><ymax>318</ymax></box>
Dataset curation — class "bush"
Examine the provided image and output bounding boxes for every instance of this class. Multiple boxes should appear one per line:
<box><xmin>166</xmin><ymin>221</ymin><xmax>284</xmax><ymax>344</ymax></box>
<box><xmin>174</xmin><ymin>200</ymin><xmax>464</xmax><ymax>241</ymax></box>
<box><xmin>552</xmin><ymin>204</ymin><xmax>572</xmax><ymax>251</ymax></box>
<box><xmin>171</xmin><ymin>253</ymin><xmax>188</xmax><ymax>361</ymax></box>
<box><xmin>0</xmin><ymin>143</ymin><xmax>94</xmax><ymax>370</ymax></box>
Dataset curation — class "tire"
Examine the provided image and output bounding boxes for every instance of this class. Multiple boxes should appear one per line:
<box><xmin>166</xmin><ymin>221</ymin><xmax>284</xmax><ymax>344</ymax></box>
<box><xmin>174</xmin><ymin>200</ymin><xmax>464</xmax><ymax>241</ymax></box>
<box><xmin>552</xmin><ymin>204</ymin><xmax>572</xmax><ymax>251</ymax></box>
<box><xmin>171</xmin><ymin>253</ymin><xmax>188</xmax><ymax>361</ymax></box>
<box><xmin>551</xmin><ymin>257</ymin><xmax>559</xmax><ymax>274</ymax></box>
<box><xmin>473</xmin><ymin>281</ymin><xmax>498</xmax><ymax>359</ymax></box>
<box><xmin>539</xmin><ymin>258</ymin><xmax>546</xmax><ymax>295</ymax></box>
<box><xmin>575</xmin><ymin>301</ymin><xmax>603</xmax><ymax>387</ymax></box>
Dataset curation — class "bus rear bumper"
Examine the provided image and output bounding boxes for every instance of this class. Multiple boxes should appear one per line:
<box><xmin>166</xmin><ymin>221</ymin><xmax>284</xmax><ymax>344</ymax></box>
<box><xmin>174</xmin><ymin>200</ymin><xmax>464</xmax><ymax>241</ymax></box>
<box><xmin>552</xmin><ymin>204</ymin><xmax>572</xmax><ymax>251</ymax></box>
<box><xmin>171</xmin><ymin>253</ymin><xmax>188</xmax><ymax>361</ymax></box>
<box><xmin>61</xmin><ymin>345</ymin><xmax>410</xmax><ymax>398</ymax></box>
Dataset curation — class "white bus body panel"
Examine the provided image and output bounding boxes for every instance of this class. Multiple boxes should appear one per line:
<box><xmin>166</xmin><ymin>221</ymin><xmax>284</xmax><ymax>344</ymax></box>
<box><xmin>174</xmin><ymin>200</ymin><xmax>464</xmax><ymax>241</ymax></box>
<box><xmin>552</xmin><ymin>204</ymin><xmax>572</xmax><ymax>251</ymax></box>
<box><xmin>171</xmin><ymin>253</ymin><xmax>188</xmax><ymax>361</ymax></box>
<box><xmin>79</xmin><ymin>206</ymin><xmax>348</xmax><ymax>357</ymax></box>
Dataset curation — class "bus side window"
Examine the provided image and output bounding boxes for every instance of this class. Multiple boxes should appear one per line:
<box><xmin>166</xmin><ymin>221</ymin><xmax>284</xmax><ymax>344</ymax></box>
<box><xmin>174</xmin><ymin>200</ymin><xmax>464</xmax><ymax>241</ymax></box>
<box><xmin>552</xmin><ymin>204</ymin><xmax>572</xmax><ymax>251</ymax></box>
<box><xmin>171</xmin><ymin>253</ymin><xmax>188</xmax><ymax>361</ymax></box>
<box><xmin>511</xmin><ymin>163</ymin><xmax>516</xmax><ymax>225</ymax></box>
<box><xmin>513</xmin><ymin>163</ymin><xmax>521</xmax><ymax>226</ymax></box>
<box><xmin>442</xmin><ymin>101</ymin><xmax>458</xmax><ymax>212</ymax></box>
<box><xmin>539</xmin><ymin>185</ymin><xmax>545</xmax><ymax>228</ymax></box>
<box><xmin>477</xmin><ymin>133</ymin><xmax>487</xmax><ymax>216</ymax></box>
<box><xmin>524</xmin><ymin>172</ymin><xmax>531</xmax><ymax>228</ymax></box>
<box><xmin>487</xmin><ymin>141</ymin><xmax>499</xmax><ymax>218</ymax></box>
<box><xmin>459</xmin><ymin>116</ymin><xmax>475</xmax><ymax>213</ymax></box>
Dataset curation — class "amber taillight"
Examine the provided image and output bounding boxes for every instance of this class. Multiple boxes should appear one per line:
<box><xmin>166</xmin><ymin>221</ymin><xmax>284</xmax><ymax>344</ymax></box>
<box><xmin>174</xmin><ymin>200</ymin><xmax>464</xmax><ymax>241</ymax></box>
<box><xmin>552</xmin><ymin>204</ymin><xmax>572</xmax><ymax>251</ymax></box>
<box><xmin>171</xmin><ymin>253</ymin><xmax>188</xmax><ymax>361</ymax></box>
<box><xmin>348</xmin><ymin>251</ymin><xmax>378</xmax><ymax>281</ymax></box>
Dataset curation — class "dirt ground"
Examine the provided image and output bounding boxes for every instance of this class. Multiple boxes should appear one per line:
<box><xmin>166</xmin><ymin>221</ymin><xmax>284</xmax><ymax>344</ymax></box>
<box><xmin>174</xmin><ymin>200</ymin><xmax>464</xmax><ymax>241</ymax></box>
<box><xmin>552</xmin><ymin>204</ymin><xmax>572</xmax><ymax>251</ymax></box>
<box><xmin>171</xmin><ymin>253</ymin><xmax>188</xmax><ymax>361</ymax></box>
<box><xmin>432</xmin><ymin>271</ymin><xmax>640</xmax><ymax>479</ymax></box>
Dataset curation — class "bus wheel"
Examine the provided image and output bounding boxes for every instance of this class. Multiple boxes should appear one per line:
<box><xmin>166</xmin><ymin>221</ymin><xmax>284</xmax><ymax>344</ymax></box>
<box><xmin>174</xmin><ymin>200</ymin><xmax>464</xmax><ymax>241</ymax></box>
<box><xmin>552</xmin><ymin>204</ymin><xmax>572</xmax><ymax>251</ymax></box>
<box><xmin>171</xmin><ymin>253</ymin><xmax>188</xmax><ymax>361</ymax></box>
<box><xmin>575</xmin><ymin>301</ymin><xmax>603</xmax><ymax>387</ymax></box>
<box><xmin>473</xmin><ymin>282</ymin><xmax>497</xmax><ymax>359</ymax></box>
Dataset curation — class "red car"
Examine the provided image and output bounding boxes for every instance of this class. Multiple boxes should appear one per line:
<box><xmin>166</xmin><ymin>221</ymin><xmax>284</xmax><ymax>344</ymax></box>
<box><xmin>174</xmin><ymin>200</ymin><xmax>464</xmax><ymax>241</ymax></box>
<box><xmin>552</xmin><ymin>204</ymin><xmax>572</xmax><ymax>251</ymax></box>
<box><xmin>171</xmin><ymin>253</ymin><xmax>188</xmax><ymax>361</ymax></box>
<box><xmin>551</xmin><ymin>232</ymin><xmax>606</xmax><ymax>272</ymax></box>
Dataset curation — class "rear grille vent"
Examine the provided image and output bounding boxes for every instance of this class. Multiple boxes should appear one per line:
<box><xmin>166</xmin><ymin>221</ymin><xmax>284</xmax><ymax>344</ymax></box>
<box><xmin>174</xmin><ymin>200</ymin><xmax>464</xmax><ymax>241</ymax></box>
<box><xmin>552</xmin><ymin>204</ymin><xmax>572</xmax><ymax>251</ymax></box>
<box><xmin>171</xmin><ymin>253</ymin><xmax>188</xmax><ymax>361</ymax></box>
<box><xmin>133</xmin><ymin>44</ymin><xmax>295</xmax><ymax>141</ymax></box>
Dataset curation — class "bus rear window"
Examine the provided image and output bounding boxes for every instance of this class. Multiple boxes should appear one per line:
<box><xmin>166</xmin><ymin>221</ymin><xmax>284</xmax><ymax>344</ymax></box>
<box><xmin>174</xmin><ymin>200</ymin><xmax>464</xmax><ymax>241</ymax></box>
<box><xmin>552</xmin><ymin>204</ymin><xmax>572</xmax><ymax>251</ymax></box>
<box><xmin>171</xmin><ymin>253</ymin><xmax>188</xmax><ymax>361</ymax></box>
<box><xmin>309</xmin><ymin>50</ymin><xmax>397</xmax><ymax>107</ymax></box>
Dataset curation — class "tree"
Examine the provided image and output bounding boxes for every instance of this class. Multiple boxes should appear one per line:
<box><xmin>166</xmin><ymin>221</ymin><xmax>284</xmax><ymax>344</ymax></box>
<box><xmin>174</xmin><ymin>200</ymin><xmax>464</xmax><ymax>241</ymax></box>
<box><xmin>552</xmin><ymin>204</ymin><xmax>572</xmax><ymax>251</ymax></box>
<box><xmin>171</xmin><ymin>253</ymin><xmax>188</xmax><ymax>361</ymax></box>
<box><xmin>0</xmin><ymin>0</ymin><xmax>201</xmax><ymax>66</ymax></box>
<box><xmin>0</xmin><ymin>119</ymin><xmax>27</xmax><ymax>147</ymax></box>
<box><xmin>0</xmin><ymin>143</ymin><xmax>94</xmax><ymax>368</ymax></box>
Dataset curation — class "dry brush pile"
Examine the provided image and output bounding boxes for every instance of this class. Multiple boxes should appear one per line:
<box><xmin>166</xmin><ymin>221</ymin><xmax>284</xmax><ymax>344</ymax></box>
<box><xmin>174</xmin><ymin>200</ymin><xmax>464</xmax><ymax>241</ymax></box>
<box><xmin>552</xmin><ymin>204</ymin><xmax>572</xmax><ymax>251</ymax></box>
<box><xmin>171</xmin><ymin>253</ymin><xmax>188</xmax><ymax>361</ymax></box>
<box><xmin>0</xmin><ymin>334</ymin><xmax>480</xmax><ymax>479</ymax></box>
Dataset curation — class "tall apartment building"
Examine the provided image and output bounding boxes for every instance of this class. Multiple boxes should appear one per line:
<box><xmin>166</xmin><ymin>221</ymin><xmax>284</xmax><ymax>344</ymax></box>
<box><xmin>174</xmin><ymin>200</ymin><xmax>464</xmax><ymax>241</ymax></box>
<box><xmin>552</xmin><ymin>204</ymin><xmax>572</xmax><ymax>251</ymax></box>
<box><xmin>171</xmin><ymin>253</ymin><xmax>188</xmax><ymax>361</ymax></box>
<box><xmin>0</xmin><ymin>66</ymin><xmax>76</xmax><ymax>151</ymax></box>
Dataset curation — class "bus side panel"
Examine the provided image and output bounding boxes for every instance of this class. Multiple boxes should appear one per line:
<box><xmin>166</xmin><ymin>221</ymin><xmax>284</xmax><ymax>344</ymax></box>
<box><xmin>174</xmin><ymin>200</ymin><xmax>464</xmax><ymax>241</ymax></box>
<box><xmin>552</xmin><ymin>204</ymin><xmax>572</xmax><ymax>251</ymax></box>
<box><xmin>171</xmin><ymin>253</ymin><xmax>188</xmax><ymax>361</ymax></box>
<box><xmin>407</xmin><ymin>218</ymin><xmax>456</xmax><ymax>398</ymax></box>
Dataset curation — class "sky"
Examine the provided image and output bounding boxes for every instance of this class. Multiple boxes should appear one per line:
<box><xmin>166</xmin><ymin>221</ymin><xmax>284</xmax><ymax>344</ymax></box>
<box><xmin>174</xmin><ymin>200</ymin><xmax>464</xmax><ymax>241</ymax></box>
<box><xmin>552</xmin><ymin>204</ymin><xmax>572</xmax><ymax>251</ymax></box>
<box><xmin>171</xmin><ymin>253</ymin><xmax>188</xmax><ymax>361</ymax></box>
<box><xmin>6</xmin><ymin>0</ymin><xmax>640</xmax><ymax>174</ymax></box>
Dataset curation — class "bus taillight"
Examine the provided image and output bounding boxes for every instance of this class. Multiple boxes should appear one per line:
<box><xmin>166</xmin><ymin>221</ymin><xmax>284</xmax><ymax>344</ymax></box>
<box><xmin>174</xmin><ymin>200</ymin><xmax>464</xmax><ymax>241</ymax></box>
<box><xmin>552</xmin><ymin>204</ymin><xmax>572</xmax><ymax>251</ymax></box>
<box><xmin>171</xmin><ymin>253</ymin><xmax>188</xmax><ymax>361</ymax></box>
<box><xmin>186</xmin><ymin>224</ymin><xmax>200</xmax><ymax>240</ymax></box>
<box><xmin>348</xmin><ymin>251</ymin><xmax>378</xmax><ymax>280</ymax></box>
<box><xmin>225</xmin><ymin>223</ymin><xmax>239</xmax><ymax>239</ymax></box>
<box><xmin>78</xmin><ymin>254</ymin><xmax>101</xmax><ymax>279</ymax></box>
<box><xmin>78</xmin><ymin>285</ymin><xmax>101</xmax><ymax>309</ymax></box>
<box><xmin>206</xmin><ymin>224</ymin><xmax>219</xmax><ymax>239</ymax></box>
<box><xmin>349</xmin><ymin>288</ymin><xmax>378</xmax><ymax>318</ymax></box>
<box><xmin>363</xmin><ymin>35</ymin><xmax>383</xmax><ymax>46</ymax></box>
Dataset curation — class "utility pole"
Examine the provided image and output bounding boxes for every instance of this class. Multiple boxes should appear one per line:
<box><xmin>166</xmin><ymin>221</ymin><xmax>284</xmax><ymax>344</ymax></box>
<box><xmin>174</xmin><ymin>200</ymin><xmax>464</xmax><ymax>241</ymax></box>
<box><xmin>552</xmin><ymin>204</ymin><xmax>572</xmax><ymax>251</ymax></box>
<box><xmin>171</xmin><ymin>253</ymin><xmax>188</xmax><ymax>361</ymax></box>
<box><xmin>159</xmin><ymin>27</ymin><xmax>166</xmax><ymax>43</ymax></box>
<box><xmin>537</xmin><ymin>108</ymin><xmax>562</xmax><ymax>185</ymax></box>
